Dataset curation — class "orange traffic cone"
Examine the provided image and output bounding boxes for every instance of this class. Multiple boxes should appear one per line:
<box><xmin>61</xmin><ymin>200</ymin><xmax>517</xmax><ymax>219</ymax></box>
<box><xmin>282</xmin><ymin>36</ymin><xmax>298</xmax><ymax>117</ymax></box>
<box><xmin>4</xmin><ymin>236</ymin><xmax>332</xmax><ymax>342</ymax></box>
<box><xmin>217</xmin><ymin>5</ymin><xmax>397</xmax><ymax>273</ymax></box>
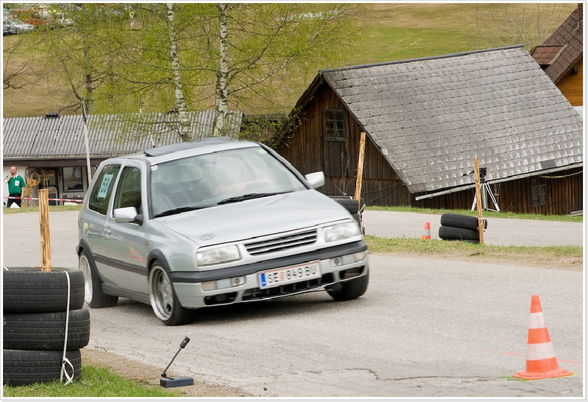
<box><xmin>421</xmin><ymin>222</ymin><xmax>432</xmax><ymax>240</ymax></box>
<box><xmin>513</xmin><ymin>295</ymin><xmax>573</xmax><ymax>380</ymax></box>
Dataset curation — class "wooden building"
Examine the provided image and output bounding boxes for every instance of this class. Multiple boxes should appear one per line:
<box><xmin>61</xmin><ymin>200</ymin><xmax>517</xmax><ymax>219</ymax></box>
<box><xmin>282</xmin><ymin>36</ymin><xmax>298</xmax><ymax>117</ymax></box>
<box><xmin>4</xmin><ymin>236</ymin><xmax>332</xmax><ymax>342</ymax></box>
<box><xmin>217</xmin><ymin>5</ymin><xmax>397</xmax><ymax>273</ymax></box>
<box><xmin>531</xmin><ymin>4</ymin><xmax>583</xmax><ymax>107</ymax></box>
<box><xmin>278</xmin><ymin>46</ymin><xmax>583</xmax><ymax>214</ymax></box>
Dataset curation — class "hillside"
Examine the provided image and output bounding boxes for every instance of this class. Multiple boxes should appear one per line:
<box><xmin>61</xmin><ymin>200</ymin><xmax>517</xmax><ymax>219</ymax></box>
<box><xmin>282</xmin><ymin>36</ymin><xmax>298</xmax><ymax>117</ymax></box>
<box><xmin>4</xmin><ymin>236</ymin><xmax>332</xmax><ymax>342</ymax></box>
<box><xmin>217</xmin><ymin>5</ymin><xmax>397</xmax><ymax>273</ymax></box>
<box><xmin>3</xmin><ymin>3</ymin><xmax>576</xmax><ymax>118</ymax></box>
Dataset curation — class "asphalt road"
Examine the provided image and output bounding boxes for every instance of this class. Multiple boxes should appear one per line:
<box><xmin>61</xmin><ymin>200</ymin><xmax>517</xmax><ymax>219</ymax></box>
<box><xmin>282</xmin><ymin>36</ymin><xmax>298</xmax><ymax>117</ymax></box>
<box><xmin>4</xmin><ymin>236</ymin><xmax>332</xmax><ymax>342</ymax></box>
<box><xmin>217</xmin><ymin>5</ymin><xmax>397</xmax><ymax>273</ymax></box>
<box><xmin>363</xmin><ymin>210</ymin><xmax>583</xmax><ymax>247</ymax></box>
<box><xmin>2</xmin><ymin>211</ymin><xmax>584</xmax><ymax>397</ymax></box>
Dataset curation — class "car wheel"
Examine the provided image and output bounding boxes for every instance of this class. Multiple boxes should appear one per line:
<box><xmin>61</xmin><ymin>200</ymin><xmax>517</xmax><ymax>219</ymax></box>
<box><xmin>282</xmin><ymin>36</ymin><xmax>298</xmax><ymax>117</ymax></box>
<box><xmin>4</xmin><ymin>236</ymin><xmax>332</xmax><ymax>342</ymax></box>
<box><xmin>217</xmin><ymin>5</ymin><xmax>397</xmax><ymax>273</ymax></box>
<box><xmin>79</xmin><ymin>250</ymin><xmax>118</xmax><ymax>308</ymax></box>
<box><xmin>327</xmin><ymin>272</ymin><xmax>369</xmax><ymax>301</ymax></box>
<box><xmin>148</xmin><ymin>264</ymin><xmax>193</xmax><ymax>326</ymax></box>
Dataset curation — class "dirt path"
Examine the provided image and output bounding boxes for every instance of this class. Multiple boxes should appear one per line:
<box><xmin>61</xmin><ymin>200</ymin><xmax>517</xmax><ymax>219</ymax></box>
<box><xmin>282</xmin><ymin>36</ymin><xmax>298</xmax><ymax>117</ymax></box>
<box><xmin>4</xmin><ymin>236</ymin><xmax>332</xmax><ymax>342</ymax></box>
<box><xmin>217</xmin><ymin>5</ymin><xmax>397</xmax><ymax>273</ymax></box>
<box><xmin>82</xmin><ymin>348</ymin><xmax>250</xmax><ymax>397</ymax></box>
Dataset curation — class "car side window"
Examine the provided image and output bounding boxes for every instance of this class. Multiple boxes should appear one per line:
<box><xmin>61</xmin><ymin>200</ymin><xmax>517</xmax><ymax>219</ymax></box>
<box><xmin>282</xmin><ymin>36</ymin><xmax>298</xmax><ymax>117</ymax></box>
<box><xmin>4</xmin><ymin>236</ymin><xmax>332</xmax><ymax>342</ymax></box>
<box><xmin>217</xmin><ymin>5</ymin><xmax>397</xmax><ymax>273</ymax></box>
<box><xmin>89</xmin><ymin>165</ymin><xmax>121</xmax><ymax>215</ymax></box>
<box><xmin>113</xmin><ymin>166</ymin><xmax>142</xmax><ymax>214</ymax></box>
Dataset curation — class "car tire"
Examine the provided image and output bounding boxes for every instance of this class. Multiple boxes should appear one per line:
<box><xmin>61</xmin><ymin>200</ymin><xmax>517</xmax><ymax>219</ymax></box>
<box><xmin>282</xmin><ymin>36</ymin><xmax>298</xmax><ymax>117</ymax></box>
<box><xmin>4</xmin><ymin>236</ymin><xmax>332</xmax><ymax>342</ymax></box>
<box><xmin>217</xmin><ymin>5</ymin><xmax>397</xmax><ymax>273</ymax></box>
<box><xmin>3</xmin><ymin>269</ymin><xmax>84</xmax><ymax>313</ymax></box>
<box><xmin>148</xmin><ymin>264</ymin><xmax>193</xmax><ymax>326</ymax></box>
<box><xmin>3</xmin><ymin>309</ymin><xmax>90</xmax><ymax>351</ymax></box>
<box><xmin>3</xmin><ymin>349</ymin><xmax>82</xmax><ymax>386</ymax></box>
<box><xmin>78</xmin><ymin>250</ymin><xmax>118</xmax><ymax>308</ymax></box>
<box><xmin>327</xmin><ymin>272</ymin><xmax>369</xmax><ymax>301</ymax></box>
<box><xmin>440</xmin><ymin>213</ymin><xmax>487</xmax><ymax>230</ymax></box>
<box><xmin>438</xmin><ymin>226</ymin><xmax>480</xmax><ymax>241</ymax></box>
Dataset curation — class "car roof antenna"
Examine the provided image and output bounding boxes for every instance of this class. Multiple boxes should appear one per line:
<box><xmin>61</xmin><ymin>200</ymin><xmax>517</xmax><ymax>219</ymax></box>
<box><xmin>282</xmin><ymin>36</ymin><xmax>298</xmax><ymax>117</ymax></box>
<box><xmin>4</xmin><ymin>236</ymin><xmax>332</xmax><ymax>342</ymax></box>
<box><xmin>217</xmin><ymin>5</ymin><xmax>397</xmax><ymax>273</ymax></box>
<box><xmin>160</xmin><ymin>337</ymin><xmax>194</xmax><ymax>388</ymax></box>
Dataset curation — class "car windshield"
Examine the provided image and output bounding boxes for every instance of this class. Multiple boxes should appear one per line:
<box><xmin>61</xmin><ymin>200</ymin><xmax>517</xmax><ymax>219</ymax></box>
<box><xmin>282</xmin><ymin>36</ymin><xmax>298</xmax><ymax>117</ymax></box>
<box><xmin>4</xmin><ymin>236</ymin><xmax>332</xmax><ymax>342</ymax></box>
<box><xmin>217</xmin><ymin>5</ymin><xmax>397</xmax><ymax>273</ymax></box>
<box><xmin>150</xmin><ymin>146</ymin><xmax>307</xmax><ymax>217</ymax></box>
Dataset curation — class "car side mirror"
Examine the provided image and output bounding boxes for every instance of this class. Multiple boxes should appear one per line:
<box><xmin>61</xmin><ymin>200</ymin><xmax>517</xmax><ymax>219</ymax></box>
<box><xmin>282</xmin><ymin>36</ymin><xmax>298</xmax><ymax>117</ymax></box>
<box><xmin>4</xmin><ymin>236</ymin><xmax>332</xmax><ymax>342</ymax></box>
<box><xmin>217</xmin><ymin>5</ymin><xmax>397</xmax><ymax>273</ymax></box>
<box><xmin>114</xmin><ymin>207</ymin><xmax>142</xmax><ymax>224</ymax></box>
<box><xmin>305</xmin><ymin>172</ymin><xmax>325</xmax><ymax>189</ymax></box>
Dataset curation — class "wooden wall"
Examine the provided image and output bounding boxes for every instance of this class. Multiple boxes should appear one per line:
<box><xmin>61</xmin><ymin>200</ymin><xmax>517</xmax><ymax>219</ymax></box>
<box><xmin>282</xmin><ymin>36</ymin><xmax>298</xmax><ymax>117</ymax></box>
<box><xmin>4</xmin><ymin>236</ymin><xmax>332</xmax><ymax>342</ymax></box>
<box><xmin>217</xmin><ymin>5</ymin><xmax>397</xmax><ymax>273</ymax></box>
<box><xmin>557</xmin><ymin>58</ymin><xmax>583</xmax><ymax>106</ymax></box>
<box><xmin>278</xmin><ymin>82</ymin><xmax>583</xmax><ymax>214</ymax></box>
<box><xmin>415</xmin><ymin>168</ymin><xmax>583</xmax><ymax>215</ymax></box>
<box><xmin>279</xmin><ymin>83</ymin><xmax>411</xmax><ymax>206</ymax></box>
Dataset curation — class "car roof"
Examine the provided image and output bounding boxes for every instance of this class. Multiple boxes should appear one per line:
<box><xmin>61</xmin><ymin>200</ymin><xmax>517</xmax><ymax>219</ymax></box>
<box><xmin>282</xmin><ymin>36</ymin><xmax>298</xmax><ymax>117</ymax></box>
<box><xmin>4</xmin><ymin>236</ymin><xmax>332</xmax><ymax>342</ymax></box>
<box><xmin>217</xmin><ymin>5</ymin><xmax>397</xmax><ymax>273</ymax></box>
<box><xmin>106</xmin><ymin>137</ymin><xmax>261</xmax><ymax>166</ymax></box>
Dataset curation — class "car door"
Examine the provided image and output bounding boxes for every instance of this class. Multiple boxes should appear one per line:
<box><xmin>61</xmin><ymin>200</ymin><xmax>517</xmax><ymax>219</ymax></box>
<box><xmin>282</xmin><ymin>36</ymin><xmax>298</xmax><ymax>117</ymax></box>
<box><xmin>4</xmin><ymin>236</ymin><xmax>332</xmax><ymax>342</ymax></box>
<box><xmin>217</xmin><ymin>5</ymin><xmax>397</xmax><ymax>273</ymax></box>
<box><xmin>102</xmin><ymin>162</ymin><xmax>150</xmax><ymax>295</ymax></box>
<box><xmin>85</xmin><ymin>164</ymin><xmax>121</xmax><ymax>283</ymax></box>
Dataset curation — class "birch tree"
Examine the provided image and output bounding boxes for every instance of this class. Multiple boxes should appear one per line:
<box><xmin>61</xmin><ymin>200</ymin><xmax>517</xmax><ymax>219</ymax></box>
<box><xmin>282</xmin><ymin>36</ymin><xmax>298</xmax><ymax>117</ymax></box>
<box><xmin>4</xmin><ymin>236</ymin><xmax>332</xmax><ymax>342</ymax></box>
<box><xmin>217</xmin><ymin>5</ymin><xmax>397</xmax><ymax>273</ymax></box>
<box><xmin>208</xmin><ymin>3</ymin><xmax>356</xmax><ymax>136</ymax></box>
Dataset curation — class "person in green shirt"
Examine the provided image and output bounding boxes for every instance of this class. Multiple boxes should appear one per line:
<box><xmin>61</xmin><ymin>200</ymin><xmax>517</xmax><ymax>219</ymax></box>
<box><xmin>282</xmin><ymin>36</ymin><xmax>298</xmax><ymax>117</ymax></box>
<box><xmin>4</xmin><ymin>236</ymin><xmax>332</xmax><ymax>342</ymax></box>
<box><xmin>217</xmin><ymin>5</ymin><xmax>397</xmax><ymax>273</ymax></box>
<box><xmin>5</xmin><ymin>166</ymin><xmax>26</xmax><ymax>208</ymax></box>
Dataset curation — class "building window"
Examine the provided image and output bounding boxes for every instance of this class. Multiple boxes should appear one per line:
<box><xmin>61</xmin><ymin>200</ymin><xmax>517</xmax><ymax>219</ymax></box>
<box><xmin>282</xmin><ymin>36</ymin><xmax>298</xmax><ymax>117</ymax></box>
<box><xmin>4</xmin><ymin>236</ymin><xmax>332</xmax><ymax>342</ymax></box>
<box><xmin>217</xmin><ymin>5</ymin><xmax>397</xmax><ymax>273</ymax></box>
<box><xmin>63</xmin><ymin>167</ymin><xmax>84</xmax><ymax>192</ymax></box>
<box><xmin>325</xmin><ymin>109</ymin><xmax>347</xmax><ymax>141</ymax></box>
<box><xmin>531</xmin><ymin>177</ymin><xmax>546</xmax><ymax>208</ymax></box>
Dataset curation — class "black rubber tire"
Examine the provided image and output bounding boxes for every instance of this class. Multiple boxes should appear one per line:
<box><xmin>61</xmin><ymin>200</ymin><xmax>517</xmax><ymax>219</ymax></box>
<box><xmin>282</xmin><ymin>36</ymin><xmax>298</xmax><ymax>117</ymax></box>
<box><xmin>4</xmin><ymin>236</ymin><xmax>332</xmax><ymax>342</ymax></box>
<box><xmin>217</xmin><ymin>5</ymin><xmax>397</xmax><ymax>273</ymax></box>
<box><xmin>440</xmin><ymin>213</ymin><xmax>487</xmax><ymax>230</ymax></box>
<box><xmin>3</xmin><ymin>309</ymin><xmax>90</xmax><ymax>351</ymax></box>
<box><xmin>3</xmin><ymin>349</ymin><xmax>82</xmax><ymax>386</ymax></box>
<box><xmin>79</xmin><ymin>250</ymin><xmax>118</xmax><ymax>308</ymax></box>
<box><xmin>3</xmin><ymin>268</ymin><xmax>84</xmax><ymax>313</ymax></box>
<box><xmin>439</xmin><ymin>225</ymin><xmax>480</xmax><ymax>241</ymax></box>
<box><xmin>327</xmin><ymin>272</ymin><xmax>369</xmax><ymax>301</ymax></box>
<box><xmin>330</xmin><ymin>196</ymin><xmax>361</xmax><ymax>214</ymax></box>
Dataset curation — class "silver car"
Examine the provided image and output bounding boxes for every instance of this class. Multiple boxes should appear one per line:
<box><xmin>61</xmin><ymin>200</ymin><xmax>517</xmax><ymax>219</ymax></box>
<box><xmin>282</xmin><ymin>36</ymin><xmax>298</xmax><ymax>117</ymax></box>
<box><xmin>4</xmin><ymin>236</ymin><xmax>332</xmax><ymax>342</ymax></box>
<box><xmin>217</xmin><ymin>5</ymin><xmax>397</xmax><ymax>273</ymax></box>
<box><xmin>77</xmin><ymin>138</ymin><xmax>369</xmax><ymax>325</ymax></box>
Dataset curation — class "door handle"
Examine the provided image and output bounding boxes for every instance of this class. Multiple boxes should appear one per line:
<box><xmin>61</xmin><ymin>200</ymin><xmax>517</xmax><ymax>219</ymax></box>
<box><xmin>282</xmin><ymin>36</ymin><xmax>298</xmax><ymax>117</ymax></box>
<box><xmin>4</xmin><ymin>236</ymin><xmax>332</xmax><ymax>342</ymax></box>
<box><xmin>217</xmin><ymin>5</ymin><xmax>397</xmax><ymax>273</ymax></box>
<box><xmin>104</xmin><ymin>228</ymin><xmax>112</xmax><ymax>236</ymax></box>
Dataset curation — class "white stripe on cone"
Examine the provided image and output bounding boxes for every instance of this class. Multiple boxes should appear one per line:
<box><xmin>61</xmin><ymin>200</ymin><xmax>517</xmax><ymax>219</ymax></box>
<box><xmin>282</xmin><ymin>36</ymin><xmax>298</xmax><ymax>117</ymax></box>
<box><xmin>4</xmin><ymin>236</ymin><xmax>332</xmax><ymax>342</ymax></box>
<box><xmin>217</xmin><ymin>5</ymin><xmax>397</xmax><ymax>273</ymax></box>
<box><xmin>528</xmin><ymin>312</ymin><xmax>546</xmax><ymax>329</ymax></box>
<box><xmin>527</xmin><ymin>342</ymin><xmax>556</xmax><ymax>360</ymax></box>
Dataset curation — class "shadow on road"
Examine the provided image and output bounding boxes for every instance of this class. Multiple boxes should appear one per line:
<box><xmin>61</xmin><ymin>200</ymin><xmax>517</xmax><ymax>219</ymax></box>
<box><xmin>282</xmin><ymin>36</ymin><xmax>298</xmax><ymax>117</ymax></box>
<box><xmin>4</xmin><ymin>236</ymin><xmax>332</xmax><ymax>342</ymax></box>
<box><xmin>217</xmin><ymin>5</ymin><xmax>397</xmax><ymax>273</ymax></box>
<box><xmin>111</xmin><ymin>291</ymin><xmax>370</xmax><ymax>326</ymax></box>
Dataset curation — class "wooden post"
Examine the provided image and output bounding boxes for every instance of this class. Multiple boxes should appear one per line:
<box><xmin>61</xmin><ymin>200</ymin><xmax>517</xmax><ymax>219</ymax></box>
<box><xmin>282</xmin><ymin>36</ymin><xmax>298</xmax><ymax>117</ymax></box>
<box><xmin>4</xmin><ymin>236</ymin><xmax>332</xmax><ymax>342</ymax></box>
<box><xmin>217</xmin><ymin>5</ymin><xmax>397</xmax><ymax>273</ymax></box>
<box><xmin>473</xmin><ymin>157</ymin><xmax>485</xmax><ymax>245</ymax></box>
<box><xmin>39</xmin><ymin>189</ymin><xmax>52</xmax><ymax>271</ymax></box>
<box><xmin>354</xmin><ymin>132</ymin><xmax>367</xmax><ymax>206</ymax></box>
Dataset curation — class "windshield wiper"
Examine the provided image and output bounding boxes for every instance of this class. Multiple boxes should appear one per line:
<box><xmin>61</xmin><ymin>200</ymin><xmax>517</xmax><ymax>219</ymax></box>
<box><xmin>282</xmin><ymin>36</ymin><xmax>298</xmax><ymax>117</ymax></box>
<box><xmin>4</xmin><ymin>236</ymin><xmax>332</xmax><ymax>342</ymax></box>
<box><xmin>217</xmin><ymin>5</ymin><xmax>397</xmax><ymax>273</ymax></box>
<box><xmin>154</xmin><ymin>205</ymin><xmax>211</xmax><ymax>218</ymax></box>
<box><xmin>217</xmin><ymin>192</ymin><xmax>288</xmax><ymax>205</ymax></box>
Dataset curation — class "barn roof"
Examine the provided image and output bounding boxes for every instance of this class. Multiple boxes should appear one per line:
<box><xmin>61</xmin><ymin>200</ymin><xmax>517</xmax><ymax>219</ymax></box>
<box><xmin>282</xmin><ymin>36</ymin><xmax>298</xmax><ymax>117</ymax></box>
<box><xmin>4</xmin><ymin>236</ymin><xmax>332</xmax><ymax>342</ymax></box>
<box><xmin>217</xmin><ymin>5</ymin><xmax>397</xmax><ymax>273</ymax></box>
<box><xmin>531</xmin><ymin>6</ymin><xmax>583</xmax><ymax>84</ymax></box>
<box><xmin>292</xmin><ymin>45</ymin><xmax>583</xmax><ymax>195</ymax></box>
<box><xmin>3</xmin><ymin>110</ymin><xmax>243</xmax><ymax>160</ymax></box>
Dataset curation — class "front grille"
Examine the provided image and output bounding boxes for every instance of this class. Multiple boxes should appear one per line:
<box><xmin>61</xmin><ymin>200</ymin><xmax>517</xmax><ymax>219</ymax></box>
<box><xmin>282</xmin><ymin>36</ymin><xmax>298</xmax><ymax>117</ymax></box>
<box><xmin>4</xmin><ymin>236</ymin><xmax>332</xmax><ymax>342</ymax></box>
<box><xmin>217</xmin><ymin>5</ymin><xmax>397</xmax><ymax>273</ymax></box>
<box><xmin>242</xmin><ymin>273</ymin><xmax>334</xmax><ymax>301</ymax></box>
<box><xmin>245</xmin><ymin>229</ymin><xmax>317</xmax><ymax>256</ymax></box>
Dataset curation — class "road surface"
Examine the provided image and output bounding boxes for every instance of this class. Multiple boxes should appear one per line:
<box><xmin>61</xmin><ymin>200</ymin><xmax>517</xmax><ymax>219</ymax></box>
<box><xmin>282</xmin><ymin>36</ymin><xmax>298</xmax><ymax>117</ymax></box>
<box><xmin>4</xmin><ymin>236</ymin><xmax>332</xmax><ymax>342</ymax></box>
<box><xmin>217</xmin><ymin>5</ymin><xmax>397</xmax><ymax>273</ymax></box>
<box><xmin>3</xmin><ymin>211</ymin><xmax>583</xmax><ymax>397</ymax></box>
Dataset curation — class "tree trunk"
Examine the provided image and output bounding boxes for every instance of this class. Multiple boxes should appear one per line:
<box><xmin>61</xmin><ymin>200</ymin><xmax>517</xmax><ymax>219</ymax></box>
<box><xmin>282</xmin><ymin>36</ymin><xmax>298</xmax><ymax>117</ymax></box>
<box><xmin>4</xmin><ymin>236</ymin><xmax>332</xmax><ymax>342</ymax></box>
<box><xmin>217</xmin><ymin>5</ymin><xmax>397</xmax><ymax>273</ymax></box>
<box><xmin>166</xmin><ymin>3</ymin><xmax>191</xmax><ymax>142</ymax></box>
<box><xmin>212</xmin><ymin>3</ymin><xmax>230</xmax><ymax>137</ymax></box>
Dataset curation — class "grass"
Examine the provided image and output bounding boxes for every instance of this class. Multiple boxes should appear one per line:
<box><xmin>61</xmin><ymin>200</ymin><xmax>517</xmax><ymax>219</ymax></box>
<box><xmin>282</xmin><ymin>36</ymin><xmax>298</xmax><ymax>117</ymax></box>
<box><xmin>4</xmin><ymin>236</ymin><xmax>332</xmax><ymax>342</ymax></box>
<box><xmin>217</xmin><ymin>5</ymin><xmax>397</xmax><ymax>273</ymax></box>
<box><xmin>366</xmin><ymin>206</ymin><xmax>583</xmax><ymax>223</ymax></box>
<box><xmin>365</xmin><ymin>235</ymin><xmax>583</xmax><ymax>268</ymax></box>
<box><xmin>2</xmin><ymin>365</ymin><xmax>181</xmax><ymax>398</ymax></box>
<box><xmin>3</xmin><ymin>205</ymin><xmax>82</xmax><ymax>214</ymax></box>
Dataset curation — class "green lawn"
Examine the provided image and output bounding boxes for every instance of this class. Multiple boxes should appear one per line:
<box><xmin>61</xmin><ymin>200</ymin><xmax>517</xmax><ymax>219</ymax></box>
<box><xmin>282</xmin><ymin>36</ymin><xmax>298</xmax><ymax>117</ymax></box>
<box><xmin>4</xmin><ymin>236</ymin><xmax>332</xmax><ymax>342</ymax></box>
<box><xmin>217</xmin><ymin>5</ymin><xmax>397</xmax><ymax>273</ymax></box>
<box><xmin>366</xmin><ymin>206</ymin><xmax>583</xmax><ymax>223</ymax></box>
<box><xmin>365</xmin><ymin>235</ymin><xmax>582</xmax><ymax>268</ymax></box>
<box><xmin>3</xmin><ymin>365</ymin><xmax>181</xmax><ymax>397</ymax></box>
<box><xmin>3</xmin><ymin>4</ymin><xmax>575</xmax><ymax>117</ymax></box>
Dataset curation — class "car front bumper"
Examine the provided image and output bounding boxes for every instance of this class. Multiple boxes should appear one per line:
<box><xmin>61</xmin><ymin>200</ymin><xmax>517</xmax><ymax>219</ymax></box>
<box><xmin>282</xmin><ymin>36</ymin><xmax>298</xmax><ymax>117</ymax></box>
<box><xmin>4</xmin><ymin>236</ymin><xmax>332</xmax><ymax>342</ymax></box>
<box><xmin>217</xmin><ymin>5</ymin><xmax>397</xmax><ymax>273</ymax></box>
<box><xmin>171</xmin><ymin>240</ymin><xmax>368</xmax><ymax>309</ymax></box>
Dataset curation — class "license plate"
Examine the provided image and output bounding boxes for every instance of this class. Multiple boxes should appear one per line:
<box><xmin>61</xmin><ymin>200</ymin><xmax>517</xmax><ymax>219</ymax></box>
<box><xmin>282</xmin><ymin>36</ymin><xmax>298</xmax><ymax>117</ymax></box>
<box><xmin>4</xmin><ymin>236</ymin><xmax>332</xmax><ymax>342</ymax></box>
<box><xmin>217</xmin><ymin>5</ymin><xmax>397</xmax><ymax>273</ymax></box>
<box><xmin>258</xmin><ymin>261</ymin><xmax>321</xmax><ymax>289</ymax></box>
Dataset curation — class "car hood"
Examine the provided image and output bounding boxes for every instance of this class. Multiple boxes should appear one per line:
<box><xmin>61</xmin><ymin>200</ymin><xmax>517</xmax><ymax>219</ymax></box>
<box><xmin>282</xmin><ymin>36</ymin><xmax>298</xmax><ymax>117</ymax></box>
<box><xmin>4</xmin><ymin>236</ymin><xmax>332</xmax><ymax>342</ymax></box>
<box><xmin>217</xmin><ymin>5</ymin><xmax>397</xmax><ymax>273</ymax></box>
<box><xmin>156</xmin><ymin>190</ymin><xmax>350</xmax><ymax>247</ymax></box>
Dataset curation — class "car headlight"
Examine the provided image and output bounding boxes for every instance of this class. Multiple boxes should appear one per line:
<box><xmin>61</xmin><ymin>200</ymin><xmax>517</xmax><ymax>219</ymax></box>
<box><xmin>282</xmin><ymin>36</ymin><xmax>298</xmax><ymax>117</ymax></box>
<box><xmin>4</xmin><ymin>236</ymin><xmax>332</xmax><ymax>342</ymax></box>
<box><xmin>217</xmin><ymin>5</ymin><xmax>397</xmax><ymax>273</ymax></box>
<box><xmin>323</xmin><ymin>221</ymin><xmax>361</xmax><ymax>243</ymax></box>
<box><xmin>196</xmin><ymin>245</ymin><xmax>241</xmax><ymax>266</ymax></box>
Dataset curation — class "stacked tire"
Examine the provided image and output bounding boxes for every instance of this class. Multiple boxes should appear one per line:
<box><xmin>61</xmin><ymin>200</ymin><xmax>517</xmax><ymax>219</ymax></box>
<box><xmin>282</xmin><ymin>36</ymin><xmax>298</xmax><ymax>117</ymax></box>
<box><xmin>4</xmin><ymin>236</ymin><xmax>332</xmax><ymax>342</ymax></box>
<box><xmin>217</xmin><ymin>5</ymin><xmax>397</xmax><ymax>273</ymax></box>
<box><xmin>438</xmin><ymin>213</ymin><xmax>487</xmax><ymax>243</ymax></box>
<box><xmin>329</xmin><ymin>195</ymin><xmax>365</xmax><ymax>224</ymax></box>
<box><xmin>3</xmin><ymin>268</ymin><xmax>89</xmax><ymax>386</ymax></box>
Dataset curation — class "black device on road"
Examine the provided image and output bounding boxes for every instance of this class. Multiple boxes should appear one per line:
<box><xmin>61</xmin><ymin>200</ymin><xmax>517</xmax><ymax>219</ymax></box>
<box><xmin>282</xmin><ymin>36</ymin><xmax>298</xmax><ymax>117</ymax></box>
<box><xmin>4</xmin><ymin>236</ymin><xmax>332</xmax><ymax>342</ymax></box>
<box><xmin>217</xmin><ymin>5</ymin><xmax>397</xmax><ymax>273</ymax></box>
<box><xmin>160</xmin><ymin>337</ymin><xmax>194</xmax><ymax>388</ymax></box>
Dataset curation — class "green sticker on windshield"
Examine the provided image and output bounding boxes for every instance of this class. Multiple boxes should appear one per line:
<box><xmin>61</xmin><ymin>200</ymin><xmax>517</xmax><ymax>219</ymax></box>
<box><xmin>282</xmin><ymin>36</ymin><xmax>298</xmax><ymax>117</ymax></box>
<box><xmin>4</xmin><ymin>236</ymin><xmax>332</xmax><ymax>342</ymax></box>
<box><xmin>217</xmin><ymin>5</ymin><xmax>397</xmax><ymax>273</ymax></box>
<box><xmin>97</xmin><ymin>173</ymin><xmax>114</xmax><ymax>199</ymax></box>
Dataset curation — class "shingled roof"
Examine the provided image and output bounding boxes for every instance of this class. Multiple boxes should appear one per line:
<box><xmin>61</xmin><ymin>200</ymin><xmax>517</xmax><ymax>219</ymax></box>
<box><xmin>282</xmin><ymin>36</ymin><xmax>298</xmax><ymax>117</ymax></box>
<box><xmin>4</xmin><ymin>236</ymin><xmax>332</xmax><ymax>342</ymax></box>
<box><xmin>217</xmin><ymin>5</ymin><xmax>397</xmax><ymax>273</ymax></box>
<box><xmin>294</xmin><ymin>45</ymin><xmax>583</xmax><ymax>195</ymax></box>
<box><xmin>531</xmin><ymin>5</ymin><xmax>583</xmax><ymax>83</ymax></box>
<box><xmin>4</xmin><ymin>110</ymin><xmax>243</xmax><ymax>160</ymax></box>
